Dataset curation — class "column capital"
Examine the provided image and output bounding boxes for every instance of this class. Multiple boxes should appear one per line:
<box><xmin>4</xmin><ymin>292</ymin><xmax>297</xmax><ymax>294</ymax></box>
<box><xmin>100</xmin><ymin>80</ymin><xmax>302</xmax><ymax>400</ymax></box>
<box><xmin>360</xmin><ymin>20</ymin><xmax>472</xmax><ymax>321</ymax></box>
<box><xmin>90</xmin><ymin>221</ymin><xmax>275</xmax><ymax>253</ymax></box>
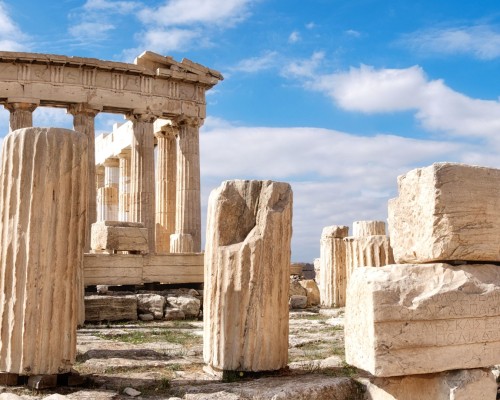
<box><xmin>154</xmin><ymin>120</ymin><xmax>178</xmax><ymax>140</ymax></box>
<box><xmin>67</xmin><ymin>103</ymin><xmax>102</xmax><ymax>117</ymax></box>
<box><xmin>173</xmin><ymin>115</ymin><xmax>203</xmax><ymax>128</ymax></box>
<box><xmin>4</xmin><ymin>101</ymin><xmax>38</xmax><ymax>113</ymax></box>
<box><xmin>103</xmin><ymin>157</ymin><xmax>120</xmax><ymax>168</ymax></box>
<box><xmin>125</xmin><ymin>109</ymin><xmax>157</xmax><ymax>123</ymax></box>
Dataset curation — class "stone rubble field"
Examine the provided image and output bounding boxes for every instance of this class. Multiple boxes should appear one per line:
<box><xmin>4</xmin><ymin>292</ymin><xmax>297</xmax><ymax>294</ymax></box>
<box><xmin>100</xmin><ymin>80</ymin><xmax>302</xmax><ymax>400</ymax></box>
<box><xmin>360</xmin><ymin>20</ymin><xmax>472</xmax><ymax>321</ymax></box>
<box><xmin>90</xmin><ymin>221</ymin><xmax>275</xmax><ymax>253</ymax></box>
<box><xmin>0</xmin><ymin>309</ymin><xmax>369</xmax><ymax>400</ymax></box>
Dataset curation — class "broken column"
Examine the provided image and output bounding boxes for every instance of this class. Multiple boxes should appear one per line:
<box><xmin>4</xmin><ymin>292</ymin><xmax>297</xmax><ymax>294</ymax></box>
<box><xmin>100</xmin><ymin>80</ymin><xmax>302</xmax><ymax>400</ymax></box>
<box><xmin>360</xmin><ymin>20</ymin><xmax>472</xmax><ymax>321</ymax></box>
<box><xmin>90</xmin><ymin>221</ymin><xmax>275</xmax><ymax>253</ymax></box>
<box><xmin>344</xmin><ymin>220</ymin><xmax>394</xmax><ymax>282</ymax></box>
<box><xmin>319</xmin><ymin>225</ymin><xmax>348</xmax><ymax>308</ymax></box>
<box><xmin>345</xmin><ymin>163</ymin><xmax>500</xmax><ymax>398</ymax></box>
<box><xmin>204</xmin><ymin>180</ymin><xmax>292</xmax><ymax>374</ymax></box>
<box><xmin>0</xmin><ymin>127</ymin><xmax>88</xmax><ymax>375</ymax></box>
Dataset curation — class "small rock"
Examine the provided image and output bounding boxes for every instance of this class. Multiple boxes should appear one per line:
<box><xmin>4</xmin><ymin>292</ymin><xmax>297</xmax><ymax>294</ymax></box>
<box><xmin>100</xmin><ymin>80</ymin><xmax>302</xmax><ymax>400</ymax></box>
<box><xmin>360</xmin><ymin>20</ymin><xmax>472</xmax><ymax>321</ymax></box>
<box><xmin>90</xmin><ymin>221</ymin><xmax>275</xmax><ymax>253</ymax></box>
<box><xmin>289</xmin><ymin>295</ymin><xmax>308</xmax><ymax>309</ymax></box>
<box><xmin>167</xmin><ymin>295</ymin><xmax>200</xmax><ymax>318</ymax></box>
<box><xmin>188</xmin><ymin>289</ymin><xmax>199</xmax><ymax>297</ymax></box>
<box><xmin>123</xmin><ymin>387</ymin><xmax>141</xmax><ymax>397</ymax></box>
<box><xmin>138</xmin><ymin>313</ymin><xmax>154</xmax><ymax>321</ymax></box>
<box><xmin>137</xmin><ymin>294</ymin><xmax>165</xmax><ymax>319</ymax></box>
<box><xmin>0</xmin><ymin>394</ymin><xmax>23</xmax><ymax>400</ymax></box>
<box><xmin>96</xmin><ymin>285</ymin><xmax>108</xmax><ymax>294</ymax></box>
<box><xmin>290</xmin><ymin>280</ymin><xmax>307</xmax><ymax>297</ymax></box>
<box><xmin>44</xmin><ymin>394</ymin><xmax>69</xmax><ymax>400</ymax></box>
<box><xmin>299</xmin><ymin>279</ymin><xmax>320</xmax><ymax>306</ymax></box>
<box><xmin>165</xmin><ymin>308</ymin><xmax>185</xmax><ymax>321</ymax></box>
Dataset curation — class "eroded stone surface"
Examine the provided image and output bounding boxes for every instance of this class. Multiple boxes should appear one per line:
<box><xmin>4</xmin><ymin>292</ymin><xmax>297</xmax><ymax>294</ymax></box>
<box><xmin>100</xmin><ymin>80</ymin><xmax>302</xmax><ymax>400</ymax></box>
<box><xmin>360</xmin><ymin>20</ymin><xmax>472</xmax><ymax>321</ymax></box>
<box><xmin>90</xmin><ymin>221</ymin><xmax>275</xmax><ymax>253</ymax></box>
<box><xmin>388</xmin><ymin>162</ymin><xmax>500</xmax><ymax>263</ymax></box>
<box><xmin>137</xmin><ymin>294</ymin><xmax>165</xmax><ymax>319</ymax></box>
<box><xmin>319</xmin><ymin>225</ymin><xmax>348</xmax><ymax>308</ymax></box>
<box><xmin>344</xmin><ymin>235</ymin><xmax>394</xmax><ymax>280</ymax></box>
<box><xmin>204</xmin><ymin>180</ymin><xmax>292</xmax><ymax>372</ymax></box>
<box><xmin>0</xmin><ymin>127</ymin><xmax>88</xmax><ymax>375</ymax></box>
<box><xmin>91</xmin><ymin>221</ymin><xmax>148</xmax><ymax>253</ymax></box>
<box><xmin>345</xmin><ymin>263</ymin><xmax>500</xmax><ymax>377</ymax></box>
<box><xmin>85</xmin><ymin>295</ymin><xmax>138</xmax><ymax>322</ymax></box>
<box><xmin>361</xmin><ymin>368</ymin><xmax>497</xmax><ymax>400</ymax></box>
<box><xmin>352</xmin><ymin>220</ymin><xmax>385</xmax><ymax>237</ymax></box>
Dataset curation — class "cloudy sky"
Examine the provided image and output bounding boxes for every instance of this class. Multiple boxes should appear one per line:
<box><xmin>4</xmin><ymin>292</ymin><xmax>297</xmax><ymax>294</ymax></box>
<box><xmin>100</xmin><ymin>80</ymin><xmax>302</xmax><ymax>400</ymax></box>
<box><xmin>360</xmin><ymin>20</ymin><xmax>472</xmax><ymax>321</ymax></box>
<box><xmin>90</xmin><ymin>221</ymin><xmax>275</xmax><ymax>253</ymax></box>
<box><xmin>1</xmin><ymin>0</ymin><xmax>500</xmax><ymax>261</ymax></box>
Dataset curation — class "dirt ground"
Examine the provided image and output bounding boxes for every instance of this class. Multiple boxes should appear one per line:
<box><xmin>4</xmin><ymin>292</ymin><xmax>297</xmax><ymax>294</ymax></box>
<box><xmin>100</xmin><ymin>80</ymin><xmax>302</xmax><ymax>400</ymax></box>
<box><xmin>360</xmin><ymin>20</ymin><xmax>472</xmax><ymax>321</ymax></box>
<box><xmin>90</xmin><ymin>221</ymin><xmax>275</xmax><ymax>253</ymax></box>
<box><xmin>0</xmin><ymin>309</ymin><xmax>366</xmax><ymax>399</ymax></box>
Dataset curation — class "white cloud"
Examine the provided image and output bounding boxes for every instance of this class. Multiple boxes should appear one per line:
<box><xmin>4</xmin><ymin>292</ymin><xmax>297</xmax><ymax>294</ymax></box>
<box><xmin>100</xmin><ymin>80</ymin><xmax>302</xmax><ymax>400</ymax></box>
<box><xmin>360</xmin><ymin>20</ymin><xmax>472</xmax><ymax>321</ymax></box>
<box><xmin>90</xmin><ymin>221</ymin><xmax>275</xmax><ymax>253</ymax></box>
<box><xmin>138</xmin><ymin>0</ymin><xmax>253</xmax><ymax>27</ymax></box>
<box><xmin>134</xmin><ymin>28</ymin><xmax>203</xmax><ymax>54</ymax></box>
<box><xmin>69</xmin><ymin>22</ymin><xmax>115</xmax><ymax>41</ymax></box>
<box><xmin>286</xmin><ymin>59</ymin><xmax>500</xmax><ymax>140</ymax></box>
<box><xmin>281</xmin><ymin>51</ymin><xmax>325</xmax><ymax>78</ymax></box>
<box><xmin>288</xmin><ymin>31</ymin><xmax>300</xmax><ymax>43</ymax></box>
<box><xmin>199</xmin><ymin>118</ymin><xmax>488</xmax><ymax>261</ymax></box>
<box><xmin>229</xmin><ymin>51</ymin><xmax>278</xmax><ymax>73</ymax></box>
<box><xmin>345</xmin><ymin>29</ymin><xmax>361</xmax><ymax>38</ymax></box>
<box><xmin>0</xmin><ymin>2</ymin><xmax>29</xmax><ymax>51</ymax></box>
<box><xmin>83</xmin><ymin>0</ymin><xmax>140</xmax><ymax>14</ymax></box>
<box><xmin>401</xmin><ymin>25</ymin><xmax>500</xmax><ymax>60</ymax></box>
<box><xmin>305</xmin><ymin>22</ymin><xmax>316</xmax><ymax>29</ymax></box>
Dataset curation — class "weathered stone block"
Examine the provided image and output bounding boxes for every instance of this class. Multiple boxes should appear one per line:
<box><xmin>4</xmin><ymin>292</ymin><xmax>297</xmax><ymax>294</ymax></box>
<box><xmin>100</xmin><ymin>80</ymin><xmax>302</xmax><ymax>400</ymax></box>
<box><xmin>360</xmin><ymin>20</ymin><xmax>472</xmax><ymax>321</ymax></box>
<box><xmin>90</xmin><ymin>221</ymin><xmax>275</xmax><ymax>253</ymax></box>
<box><xmin>352</xmin><ymin>220</ymin><xmax>385</xmax><ymax>237</ymax></box>
<box><xmin>388</xmin><ymin>162</ymin><xmax>500</xmax><ymax>263</ymax></box>
<box><xmin>167</xmin><ymin>295</ymin><xmax>200</xmax><ymax>319</ymax></box>
<box><xmin>345</xmin><ymin>263</ymin><xmax>500</xmax><ymax>377</ymax></box>
<box><xmin>90</xmin><ymin>220</ymin><xmax>148</xmax><ymax>253</ymax></box>
<box><xmin>0</xmin><ymin>127</ymin><xmax>88</xmax><ymax>375</ymax></box>
<box><xmin>85</xmin><ymin>295</ymin><xmax>137</xmax><ymax>322</ymax></box>
<box><xmin>361</xmin><ymin>368</ymin><xmax>497</xmax><ymax>400</ymax></box>
<box><xmin>319</xmin><ymin>225</ymin><xmax>348</xmax><ymax>308</ymax></box>
<box><xmin>137</xmin><ymin>294</ymin><xmax>165</xmax><ymax>319</ymax></box>
<box><xmin>299</xmin><ymin>280</ymin><xmax>320</xmax><ymax>306</ymax></box>
<box><xmin>204</xmin><ymin>180</ymin><xmax>292</xmax><ymax>372</ymax></box>
<box><xmin>344</xmin><ymin>235</ymin><xmax>394</xmax><ymax>281</ymax></box>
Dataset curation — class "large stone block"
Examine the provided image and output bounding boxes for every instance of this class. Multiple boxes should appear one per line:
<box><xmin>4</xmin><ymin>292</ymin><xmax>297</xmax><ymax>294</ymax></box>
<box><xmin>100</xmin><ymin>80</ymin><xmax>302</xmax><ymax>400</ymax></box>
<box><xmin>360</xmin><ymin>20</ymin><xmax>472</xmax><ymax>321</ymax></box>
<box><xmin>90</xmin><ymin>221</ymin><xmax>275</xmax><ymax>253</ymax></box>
<box><xmin>85</xmin><ymin>295</ymin><xmax>138</xmax><ymax>322</ymax></box>
<box><xmin>352</xmin><ymin>220</ymin><xmax>385</xmax><ymax>237</ymax></box>
<box><xmin>90</xmin><ymin>220</ymin><xmax>148</xmax><ymax>253</ymax></box>
<box><xmin>361</xmin><ymin>368</ymin><xmax>497</xmax><ymax>400</ymax></box>
<box><xmin>204</xmin><ymin>180</ymin><xmax>292</xmax><ymax>372</ymax></box>
<box><xmin>0</xmin><ymin>127</ymin><xmax>88</xmax><ymax>375</ymax></box>
<box><xmin>388</xmin><ymin>162</ymin><xmax>500</xmax><ymax>263</ymax></box>
<box><xmin>345</xmin><ymin>263</ymin><xmax>500</xmax><ymax>377</ymax></box>
<box><xmin>319</xmin><ymin>225</ymin><xmax>348</xmax><ymax>308</ymax></box>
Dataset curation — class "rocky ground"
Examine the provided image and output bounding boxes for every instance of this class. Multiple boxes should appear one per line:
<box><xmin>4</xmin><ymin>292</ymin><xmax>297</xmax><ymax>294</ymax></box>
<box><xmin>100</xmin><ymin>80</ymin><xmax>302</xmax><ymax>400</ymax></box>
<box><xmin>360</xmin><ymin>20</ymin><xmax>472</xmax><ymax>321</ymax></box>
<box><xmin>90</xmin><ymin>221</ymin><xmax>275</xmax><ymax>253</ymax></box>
<box><xmin>0</xmin><ymin>309</ymin><xmax>368</xmax><ymax>400</ymax></box>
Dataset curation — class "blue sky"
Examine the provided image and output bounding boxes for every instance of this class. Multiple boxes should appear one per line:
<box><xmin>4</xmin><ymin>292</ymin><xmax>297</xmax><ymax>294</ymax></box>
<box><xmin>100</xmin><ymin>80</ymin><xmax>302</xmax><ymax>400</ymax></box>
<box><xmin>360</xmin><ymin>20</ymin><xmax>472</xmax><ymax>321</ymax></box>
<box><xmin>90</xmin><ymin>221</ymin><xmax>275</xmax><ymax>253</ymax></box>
<box><xmin>1</xmin><ymin>0</ymin><xmax>500</xmax><ymax>261</ymax></box>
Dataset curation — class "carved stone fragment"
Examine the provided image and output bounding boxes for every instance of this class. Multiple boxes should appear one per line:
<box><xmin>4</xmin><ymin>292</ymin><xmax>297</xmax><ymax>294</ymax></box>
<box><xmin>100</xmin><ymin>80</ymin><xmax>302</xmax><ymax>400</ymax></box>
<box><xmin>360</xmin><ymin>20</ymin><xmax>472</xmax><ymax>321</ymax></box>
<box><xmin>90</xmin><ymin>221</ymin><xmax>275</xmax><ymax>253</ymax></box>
<box><xmin>388</xmin><ymin>162</ymin><xmax>500</xmax><ymax>263</ymax></box>
<box><xmin>90</xmin><ymin>221</ymin><xmax>148</xmax><ymax>253</ymax></box>
<box><xmin>204</xmin><ymin>180</ymin><xmax>292</xmax><ymax>372</ymax></box>
<box><xmin>0</xmin><ymin>127</ymin><xmax>88</xmax><ymax>375</ymax></box>
<box><xmin>345</xmin><ymin>263</ymin><xmax>500</xmax><ymax>377</ymax></box>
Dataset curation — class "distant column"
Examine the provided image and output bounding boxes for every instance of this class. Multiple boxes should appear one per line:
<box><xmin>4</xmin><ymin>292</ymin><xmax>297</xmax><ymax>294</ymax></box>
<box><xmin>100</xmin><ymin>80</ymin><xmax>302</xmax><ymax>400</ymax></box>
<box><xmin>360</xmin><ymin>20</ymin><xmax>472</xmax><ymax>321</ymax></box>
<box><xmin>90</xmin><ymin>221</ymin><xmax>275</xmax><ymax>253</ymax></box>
<box><xmin>68</xmin><ymin>103</ymin><xmax>101</xmax><ymax>251</ymax></box>
<box><xmin>170</xmin><ymin>116</ymin><xmax>202</xmax><ymax>253</ymax></box>
<box><xmin>155</xmin><ymin>121</ymin><xmax>177</xmax><ymax>254</ymax></box>
<box><xmin>103</xmin><ymin>158</ymin><xmax>119</xmax><ymax>220</ymax></box>
<box><xmin>4</xmin><ymin>101</ymin><xmax>38</xmax><ymax>131</ymax></box>
<box><xmin>126</xmin><ymin>111</ymin><xmax>156</xmax><ymax>253</ymax></box>
<box><xmin>96</xmin><ymin>166</ymin><xmax>105</xmax><ymax>222</ymax></box>
<box><xmin>118</xmin><ymin>149</ymin><xmax>131</xmax><ymax>222</ymax></box>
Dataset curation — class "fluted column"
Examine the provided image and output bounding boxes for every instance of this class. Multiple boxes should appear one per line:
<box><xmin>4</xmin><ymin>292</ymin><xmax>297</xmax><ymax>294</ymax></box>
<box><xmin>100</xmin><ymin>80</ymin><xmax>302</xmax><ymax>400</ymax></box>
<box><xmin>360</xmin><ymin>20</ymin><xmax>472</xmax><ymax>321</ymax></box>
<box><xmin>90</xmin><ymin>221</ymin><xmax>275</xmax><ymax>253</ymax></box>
<box><xmin>4</xmin><ymin>101</ymin><xmax>38</xmax><ymax>131</ymax></box>
<box><xmin>118</xmin><ymin>149</ymin><xmax>131</xmax><ymax>222</ymax></box>
<box><xmin>96</xmin><ymin>166</ymin><xmax>105</xmax><ymax>221</ymax></box>
<box><xmin>68</xmin><ymin>103</ymin><xmax>101</xmax><ymax>251</ymax></box>
<box><xmin>155</xmin><ymin>121</ymin><xmax>177</xmax><ymax>254</ymax></box>
<box><xmin>0</xmin><ymin>127</ymin><xmax>88</xmax><ymax>375</ymax></box>
<box><xmin>102</xmin><ymin>158</ymin><xmax>119</xmax><ymax>221</ymax></box>
<box><xmin>170</xmin><ymin>116</ymin><xmax>202</xmax><ymax>253</ymax></box>
<box><xmin>127</xmin><ymin>111</ymin><xmax>156</xmax><ymax>253</ymax></box>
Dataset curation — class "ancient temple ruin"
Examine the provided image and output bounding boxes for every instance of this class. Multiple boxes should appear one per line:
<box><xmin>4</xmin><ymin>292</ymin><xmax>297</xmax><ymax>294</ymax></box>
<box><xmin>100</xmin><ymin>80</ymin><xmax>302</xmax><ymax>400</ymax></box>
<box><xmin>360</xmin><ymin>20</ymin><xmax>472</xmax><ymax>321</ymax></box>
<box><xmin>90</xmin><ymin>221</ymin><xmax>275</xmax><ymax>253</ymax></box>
<box><xmin>0</xmin><ymin>50</ymin><xmax>222</xmax><ymax>286</ymax></box>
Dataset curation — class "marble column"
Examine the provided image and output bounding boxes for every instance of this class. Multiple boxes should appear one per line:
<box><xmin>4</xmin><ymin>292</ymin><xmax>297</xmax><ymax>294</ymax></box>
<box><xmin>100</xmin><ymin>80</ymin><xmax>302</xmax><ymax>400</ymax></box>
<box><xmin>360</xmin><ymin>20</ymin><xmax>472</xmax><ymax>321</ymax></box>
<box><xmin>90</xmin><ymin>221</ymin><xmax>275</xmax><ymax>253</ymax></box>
<box><xmin>118</xmin><ymin>149</ymin><xmax>131</xmax><ymax>222</ymax></box>
<box><xmin>155</xmin><ymin>122</ymin><xmax>177</xmax><ymax>254</ymax></box>
<box><xmin>4</xmin><ymin>101</ymin><xmax>38</xmax><ymax>131</ymax></box>
<box><xmin>127</xmin><ymin>111</ymin><xmax>156</xmax><ymax>253</ymax></box>
<box><xmin>103</xmin><ymin>158</ymin><xmax>119</xmax><ymax>221</ymax></box>
<box><xmin>68</xmin><ymin>103</ymin><xmax>101</xmax><ymax>251</ymax></box>
<box><xmin>170</xmin><ymin>117</ymin><xmax>202</xmax><ymax>253</ymax></box>
<box><xmin>96</xmin><ymin>166</ymin><xmax>105</xmax><ymax>222</ymax></box>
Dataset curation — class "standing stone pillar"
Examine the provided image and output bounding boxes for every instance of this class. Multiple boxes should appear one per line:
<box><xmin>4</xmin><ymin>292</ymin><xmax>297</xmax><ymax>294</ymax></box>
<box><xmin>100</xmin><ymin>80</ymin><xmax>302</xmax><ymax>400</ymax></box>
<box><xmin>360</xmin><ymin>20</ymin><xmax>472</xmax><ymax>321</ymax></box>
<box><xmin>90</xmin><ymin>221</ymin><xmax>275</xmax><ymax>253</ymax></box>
<box><xmin>345</xmin><ymin>220</ymin><xmax>394</xmax><ymax>283</ymax></box>
<box><xmin>102</xmin><ymin>158</ymin><xmax>119</xmax><ymax>221</ymax></box>
<box><xmin>4</xmin><ymin>101</ymin><xmax>38</xmax><ymax>131</ymax></box>
<box><xmin>68</xmin><ymin>103</ymin><xmax>101</xmax><ymax>251</ymax></box>
<box><xmin>204</xmin><ymin>180</ymin><xmax>293</xmax><ymax>374</ymax></box>
<box><xmin>118</xmin><ymin>149</ymin><xmax>131</xmax><ymax>222</ymax></box>
<box><xmin>170</xmin><ymin>117</ymin><xmax>202</xmax><ymax>253</ymax></box>
<box><xmin>96</xmin><ymin>166</ymin><xmax>105</xmax><ymax>222</ymax></box>
<box><xmin>0</xmin><ymin>127</ymin><xmax>88</xmax><ymax>375</ymax></box>
<box><xmin>319</xmin><ymin>225</ymin><xmax>349</xmax><ymax>308</ymax></box>
<box><xmin>154</xmin><ymin>121</ymin><xmax>177</xmax><ymax>254</ymax></box>
<box><xmin>127</xmin><ymin>111</ymin><xmax>156</xmax><ymax>253</ymax></box>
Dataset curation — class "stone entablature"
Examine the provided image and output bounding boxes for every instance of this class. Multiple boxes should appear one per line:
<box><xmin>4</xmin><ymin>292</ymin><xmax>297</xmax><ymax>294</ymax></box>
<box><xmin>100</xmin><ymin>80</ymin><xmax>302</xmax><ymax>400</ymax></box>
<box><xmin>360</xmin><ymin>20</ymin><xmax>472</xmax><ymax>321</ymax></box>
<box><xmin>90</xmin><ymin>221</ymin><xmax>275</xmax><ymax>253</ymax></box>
<box><xmin>0</xmin><ymin>51</ymin><xmax>222</xmax><ymax>119</ymax></box>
